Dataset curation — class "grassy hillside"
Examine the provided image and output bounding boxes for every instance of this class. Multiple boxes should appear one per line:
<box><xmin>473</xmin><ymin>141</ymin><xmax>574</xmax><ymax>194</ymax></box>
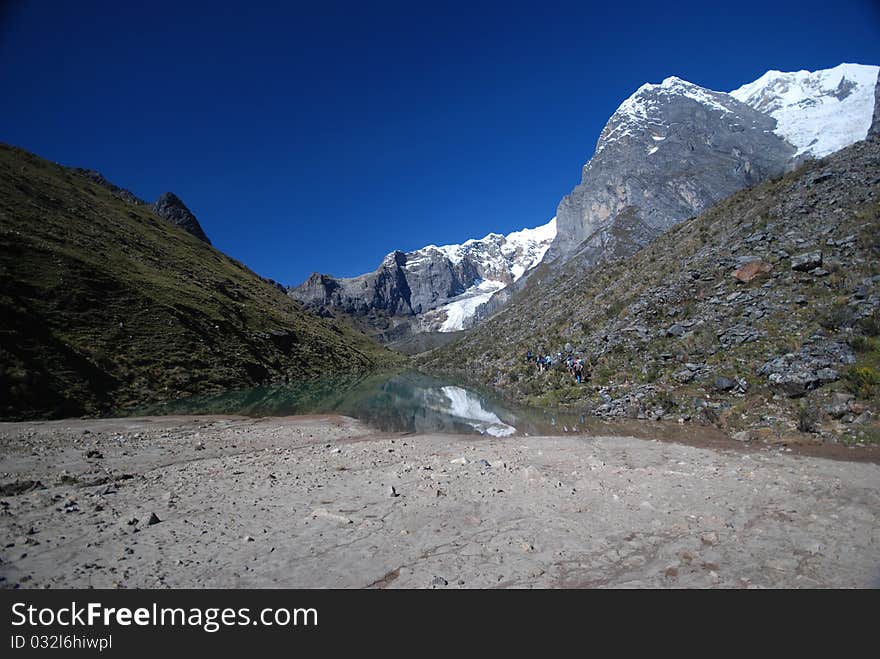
<box><xmin>421</xmin><ymin>139</ymin><xmax>880</xmax><ymax>443</ymax></box>
<box><xmin>0</xmin><ymin>144</ymin><xmax>401</xmax><ymax>419</ymax></box>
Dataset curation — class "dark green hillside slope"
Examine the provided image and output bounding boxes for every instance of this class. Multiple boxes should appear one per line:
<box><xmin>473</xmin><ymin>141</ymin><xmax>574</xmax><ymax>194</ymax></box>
<box><xmin>421</xmin><ymin>139</ymin><xmax>880</xmax><ymax>442</ymax></box>
<box><xmin>0</xmin><ymin>144</ymin><xmax>399</xmax><ymax>419</ymax></box>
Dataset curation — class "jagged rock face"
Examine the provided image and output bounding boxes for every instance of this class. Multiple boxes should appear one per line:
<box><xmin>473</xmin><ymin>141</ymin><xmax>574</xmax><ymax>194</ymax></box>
<box><xmin>290</xmin><ymin>250</ymin><xmax>480</xmax><ymax>318</ymax></box>
<box><xmin>288</xmin><ymin>220</ymin><xmax>556</xmax><ymax>339</ymax></box>
<box><xmin>74</xmin><ymin>169</ymin><xmax>212</xmax><ymax>244</ymax></box>
<box><xmin>871</xmin><ymin>74</ymin><xmax>880</xmax><ymax>138</ymax></box>
<box><xmin>151</xmin><ymin>192</ymin><xmax>211</xmax><ymax>244</ymax></box>
<box><xmin>294</xmin><ymin>253</ymin><xmax>413</xmax><ymax>317</ymax></box>
<box><xmin>548</xmin><ymin>77</ymin><xmax>796</xmax><ymax>264</ymax></box>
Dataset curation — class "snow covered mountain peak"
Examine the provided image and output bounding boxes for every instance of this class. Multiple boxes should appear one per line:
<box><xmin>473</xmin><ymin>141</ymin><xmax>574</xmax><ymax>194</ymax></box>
<box><xmin>411</xmin><ymin>217</ymin><xmax>556</xmax><ymax>284</ymax></box>
<box><xmin>730</xmin><ymin>63</ymin><xmax>879</xmax><ymax>157</ymax></box>
<box><xmin>293</xmin><ymin>62</ymin><xmax>879</xmax><ymax>348</ymax></box>
<box><xmin>597</xmin><ymin>76</ymin><xmax>742</xmax><ymax>158</ymax></box>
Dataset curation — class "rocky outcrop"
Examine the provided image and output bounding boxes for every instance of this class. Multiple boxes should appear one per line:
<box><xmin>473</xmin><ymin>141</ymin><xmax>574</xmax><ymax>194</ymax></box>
<box><xmin>151</xmin><ymin>192</ymin><xmax>211</xmax><ymax>244</ymax></box>
<box><xmin>547</xmin><ymin>76</ymin><xmax>796</xmax><ymax>265</ymax></box>
<box><xmin>74</xmin><ymin>169</ymin><xmax>144</xmax><ymax>206</ymax></box>
<box><xmin>294</xmin><ymin>252</ymin><xmax>415</xmax><ymax>317</ymax></box>
<box><xmin>74</xmin><ymin>168</ymin><xmax>211</xmax><ymax>244</ymax></box>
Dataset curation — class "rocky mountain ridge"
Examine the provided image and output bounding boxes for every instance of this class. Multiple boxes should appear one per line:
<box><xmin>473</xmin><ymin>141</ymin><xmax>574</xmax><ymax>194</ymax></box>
<box><xmin>288</xmin><ymin>218</ymin><xmax>556</xmax><ymax>348</ymax></box>
<box><xmin>548</xmin><ymin>75</ymin><xmax>795</xmax><ymax>264</ymax></box>
<box><xmin>74</xmin><ymin>168</ymin><xmax>211</xmax><ymax>244</ymax></box>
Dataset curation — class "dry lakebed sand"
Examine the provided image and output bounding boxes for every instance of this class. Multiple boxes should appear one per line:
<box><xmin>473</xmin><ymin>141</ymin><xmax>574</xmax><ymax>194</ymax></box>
<box><xmin>1</xmin><ymin>415</ymin><xmax>878</xmax><ymax>588</ymax></box>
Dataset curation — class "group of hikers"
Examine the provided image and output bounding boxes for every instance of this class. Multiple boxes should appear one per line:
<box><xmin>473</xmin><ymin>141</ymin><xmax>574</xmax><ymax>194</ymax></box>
<box><xmin>526</xmin><ymin>350</ymin><xmax>590</xmax><ymax>384</ymax></box>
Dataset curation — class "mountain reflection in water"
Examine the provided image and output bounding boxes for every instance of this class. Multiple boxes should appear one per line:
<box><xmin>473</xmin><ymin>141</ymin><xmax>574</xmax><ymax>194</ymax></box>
<box><xmin>142</xmin><ymin>371</ymin><xmax>519</xmax><ymax>436</ymax></box>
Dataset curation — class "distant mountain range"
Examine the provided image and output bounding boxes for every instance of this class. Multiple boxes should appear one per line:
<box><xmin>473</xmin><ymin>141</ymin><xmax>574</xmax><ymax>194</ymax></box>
<box><xmin>292</xmin><ymin>63</ymin><xmax>879</xmax><ymax>344</ymax></box>
<box><xmin>288</xmin><ymin>218</ymin><xmax>556</xmax><ymax>350</ymax></box>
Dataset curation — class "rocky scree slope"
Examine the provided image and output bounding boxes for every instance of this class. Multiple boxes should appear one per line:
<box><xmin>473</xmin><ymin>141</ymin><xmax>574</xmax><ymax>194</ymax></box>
<box><xmin>288</xmin><ymin>219</ymin><xmax>555</xmax><ymax>348</ymax></box>
<box><xmin>421</xmin><ymin>138</ymin><xmax>880</xmax><ymax>444</ymax></box>
<box><xmin>0</xmin><ymin>144</ymin><xmax>397</xmax><ymax>420</ymax></box>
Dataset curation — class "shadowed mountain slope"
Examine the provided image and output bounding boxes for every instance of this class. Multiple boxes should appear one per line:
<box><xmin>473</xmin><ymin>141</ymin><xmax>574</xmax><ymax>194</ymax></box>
<box><xmin>0</xmin><ymin>144</ymin><xmax>399</xmax><ymax>419</ymax></box>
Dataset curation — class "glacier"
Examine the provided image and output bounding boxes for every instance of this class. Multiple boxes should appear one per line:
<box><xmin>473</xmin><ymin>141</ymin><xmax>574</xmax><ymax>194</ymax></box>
<box><xmin>729</xmin><ymin>63</ymin><xmax>879</xmax><ymax>158</ymax></box>
<box><xmin>420</xmin><ymin>217</ymin><xmax>557</xmax><ymax>332</ymax></box>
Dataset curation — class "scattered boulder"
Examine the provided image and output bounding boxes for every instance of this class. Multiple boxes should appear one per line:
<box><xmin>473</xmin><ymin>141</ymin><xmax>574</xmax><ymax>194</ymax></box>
<box><xmin>816</xmin><ymin>368</ymin><xmax>839</xmax><ymax>383</ymax></box>
<box><xmin>673</xmin><ymin>369</ymin><xmax>694</xmax><ymax>383</ymax></box>
<box><xmin>790</xmin><ymin>251</ymin><xmax>822</xmax><ymax>271</ymax></box>
<box><xmin>768</xmin><ymin>371</ymin><xmax>820</xmax><ymax>397</ymax></box>
<box><xmin>147</xmin><ymin>512</ymin><xmax>162</xmax><ymax>526</ymax></box>
<box><xmin>713</xmin><ymin>376</ymin><xmax>736</xmax><ymax>392</ymax></box>
<box><xmin>824</xmin><ymin>393</ymin><xmax>854</xmax><ymax>419</ymax></box>
<box><xmin>733</xmin><ymin>260</ymin><xmax>773</xmax><ymax>283</ymax></box>
<box><xmin>759</xmin><ymin>343</ymin><xmax>854</xmax><ymax>397</ymax></box>
<box><xmin>701</xmin><ymin>532</ymin><xmax>718</xmax><ymax>546</ymax></box>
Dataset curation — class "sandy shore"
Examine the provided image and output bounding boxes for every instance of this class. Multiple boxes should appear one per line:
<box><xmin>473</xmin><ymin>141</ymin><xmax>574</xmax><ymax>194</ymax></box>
<box><xmin>1</xmin><ymin>415</ymin><xmax>878</xmax><ymax>588</ymax></box>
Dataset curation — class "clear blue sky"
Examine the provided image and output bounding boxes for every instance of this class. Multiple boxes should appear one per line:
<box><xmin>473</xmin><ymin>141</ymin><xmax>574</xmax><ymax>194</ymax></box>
<box><xmin>2</xmin><ymin>1</ymin><xmax>879</xmax><ymax>285</ymax></box>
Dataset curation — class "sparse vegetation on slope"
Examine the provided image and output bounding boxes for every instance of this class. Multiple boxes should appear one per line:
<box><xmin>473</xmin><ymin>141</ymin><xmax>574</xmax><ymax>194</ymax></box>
<box><xmin>0</xmin><ymin>144</ymin><xmax>401</xmax><ymax>419</ymax></box>
<box><xmin>421</xmin><ymin>139</ymin><xmax>880</xmax><ymax>443</ymax></box>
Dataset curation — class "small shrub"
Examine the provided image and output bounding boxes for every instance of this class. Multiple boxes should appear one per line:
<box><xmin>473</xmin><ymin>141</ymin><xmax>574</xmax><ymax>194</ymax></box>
<box><xmin>796</xmin><ymin>401</ymin><xmax>820</xmax><ymax>433</ymax></box>
<box><xmin>844</xmin><ymin>365</ymin><xmax>879</xmax><ymax>400</ymax></box>
<box><xmin>857</xmin><ymin>312</ymin><xmax>880</xmax><ymax>338</ymax></box>
<box><xmin>653</xmin><ymin>390</ymin><xmax>677</xmax><ymax>413</ymax></box>
<box><xmin>850</xmin><ymin>335</ymin><xmax>870</xmax><ymax>353</ymax></box>
<box><xmin>818</xmin><ymin>302</ymin><xmax>851</xmax><ymax>331</ymax></box>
